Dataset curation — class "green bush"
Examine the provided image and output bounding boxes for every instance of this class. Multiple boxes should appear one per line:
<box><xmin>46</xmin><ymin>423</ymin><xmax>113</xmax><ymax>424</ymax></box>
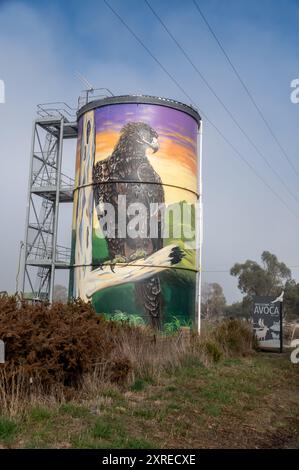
<box><xmin>203</xmin><ymin>341</ymin><xmax>222</xmax><ymax>363</ymax></box>
<box><xmin>164</xmin><ymin>316</ymin><xmax>193</xmax><ymax>335</ymax></box>
<box><xmin>0</xmin><ymin>417</ymin><xmax>17</xmax><ymax>441</ymax></box>
<box><xmin>92</xmin><ymin>419</ymin><xmax>112</xmax><ymax>439</ymax></box>
<box><xmin>105</xmin><ymin>310</ymin><xmax>145</xmax><ymax>326</ymax></box>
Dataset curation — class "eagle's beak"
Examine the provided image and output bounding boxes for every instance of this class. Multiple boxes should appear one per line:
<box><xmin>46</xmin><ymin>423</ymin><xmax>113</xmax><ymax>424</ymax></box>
<box><xmin>150</xmin><ymin>137</ymin><xmax>159</xmax><ymax>153</ymax></box>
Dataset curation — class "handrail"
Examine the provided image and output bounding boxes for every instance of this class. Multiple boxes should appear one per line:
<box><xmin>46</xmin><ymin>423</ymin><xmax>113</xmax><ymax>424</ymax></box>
<box><xmin>77</xmin><ymin>88</ymin><xmax>114</xmax><ymax>109</ymax></box>
<box><xmin>26</xmin><ymin>243</ymin><xmax>71</xmax><ymax>263</ymax></box>
<box><xmin>37</xmin><ymin>102</ymin><xmax>77</xmax><ymax>121</ymax></box>
<box><xmin>32</xmin><ymin>170</ymin><xmax>74</xmax><ymax>189</ymax></box>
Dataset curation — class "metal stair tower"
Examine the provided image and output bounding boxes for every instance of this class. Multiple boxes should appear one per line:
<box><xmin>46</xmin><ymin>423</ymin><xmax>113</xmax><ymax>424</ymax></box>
<box><xmin>22</xmin><ymin>103</ymin><xmax>78</xmax><ymax>302</ymax></box>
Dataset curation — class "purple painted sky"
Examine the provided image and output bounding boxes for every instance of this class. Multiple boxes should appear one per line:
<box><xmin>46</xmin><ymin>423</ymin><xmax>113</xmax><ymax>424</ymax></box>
<box><xmin>94</xmin><ymin>103</ymin><xmax>198</xmax><ymax>153</ymax></box>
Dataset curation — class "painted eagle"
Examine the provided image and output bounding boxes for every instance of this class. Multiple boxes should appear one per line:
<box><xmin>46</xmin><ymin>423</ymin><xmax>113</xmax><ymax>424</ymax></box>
<box><xmin>92</xmin><ymin>121</ymin><xmax>182</xmax><ymax>329</ymax></box>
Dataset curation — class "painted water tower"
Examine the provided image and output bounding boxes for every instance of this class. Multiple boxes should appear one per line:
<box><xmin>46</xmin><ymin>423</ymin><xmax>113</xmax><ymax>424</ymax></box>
<box><xmin>70</xmin><ymin>95</ymin><xmax>202</xmax><ymax>329</ymax></box>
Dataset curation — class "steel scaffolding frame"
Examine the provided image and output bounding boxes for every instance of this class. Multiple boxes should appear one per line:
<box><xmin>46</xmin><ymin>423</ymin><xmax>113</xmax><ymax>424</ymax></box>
<box><xmin>22</xmin><ymin>106</ymin><xmax>78</xmax><ymax>302</ymax></box>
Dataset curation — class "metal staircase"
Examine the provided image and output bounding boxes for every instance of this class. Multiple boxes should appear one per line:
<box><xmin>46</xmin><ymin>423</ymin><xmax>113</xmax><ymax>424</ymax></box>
<box><xmin>22</xmin><ymin>103</ymin><xmax>78</xmax><ymax>302</ymax></box>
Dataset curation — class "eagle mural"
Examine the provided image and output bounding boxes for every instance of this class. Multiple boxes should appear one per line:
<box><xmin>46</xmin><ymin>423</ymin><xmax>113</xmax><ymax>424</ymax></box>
<box><xmin>92</xmin><ymin>122</ymin><xmax>183</xmax><ymax>329</ymax></box>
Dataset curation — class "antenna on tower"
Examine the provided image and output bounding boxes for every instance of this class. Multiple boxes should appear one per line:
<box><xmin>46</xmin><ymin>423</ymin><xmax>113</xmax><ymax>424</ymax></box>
<box><xmin>75</xmin><ymin>71</ymin><xmax>95</xmax><ymax>105</ymax></box>
<box><xmin>75</xmin><ymin>71</ymin><xmax>94</xmax><ymax>91</ymax></box>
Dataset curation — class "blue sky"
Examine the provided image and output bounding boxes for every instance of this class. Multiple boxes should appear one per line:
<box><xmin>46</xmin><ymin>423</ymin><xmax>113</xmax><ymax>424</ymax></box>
<box><xmin>0</xmin><ymin>0</ymin><xmax>299</xmax><ymax>302</ymax></box>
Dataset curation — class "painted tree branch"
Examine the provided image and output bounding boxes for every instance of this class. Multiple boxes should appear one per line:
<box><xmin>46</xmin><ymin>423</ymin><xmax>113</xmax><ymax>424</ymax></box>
<box><xmin>84</xmin><ymin>244</ymin><xmax>179</xmax><ymax>299</ymax></box>
<box><xmin>74</xmin><ymin>111</ymin><xmax>95</xmax><ymax>301</ymax></box>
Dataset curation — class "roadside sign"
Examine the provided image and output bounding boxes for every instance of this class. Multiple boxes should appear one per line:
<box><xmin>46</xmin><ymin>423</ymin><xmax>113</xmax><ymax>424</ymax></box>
<box><xmin>252</xmin><ymin>295</ymin><xmax>283</xmax><ymax>352</ymax></box>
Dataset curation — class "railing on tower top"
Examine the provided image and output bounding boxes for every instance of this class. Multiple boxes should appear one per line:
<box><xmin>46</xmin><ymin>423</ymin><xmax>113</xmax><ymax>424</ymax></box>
<box><xmin>37</xmin><ymin>102</ymin><xmax>77</xmax><ymax>121</ymax></box>
<box><xmin>37</xmin><ymin>89</ymin><xmax>115</xmax><ymax>121</ymax></box>
<box><xmin>77</xmin><ymin>88</ymin><xmax>114</xmax><ymax>109</ymax></box>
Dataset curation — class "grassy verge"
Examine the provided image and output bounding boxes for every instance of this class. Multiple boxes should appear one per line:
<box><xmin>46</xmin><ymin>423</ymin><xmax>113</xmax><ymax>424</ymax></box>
<box><xmin>0</xmin><ymin>297</ymin><xmax>297</xmax><ymax>449</ymax></box>
<box><xmin>0</xmin><ymin>353</ymin><xmax>298</xmax><ymax>449</ymax></box>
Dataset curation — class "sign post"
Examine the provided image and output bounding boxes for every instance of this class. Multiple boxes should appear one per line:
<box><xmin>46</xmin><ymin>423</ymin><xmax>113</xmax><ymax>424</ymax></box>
<box><xmin>252</xmin><ymin>294</ymin><xmax>283</xmax><ymax>352</ymax></box>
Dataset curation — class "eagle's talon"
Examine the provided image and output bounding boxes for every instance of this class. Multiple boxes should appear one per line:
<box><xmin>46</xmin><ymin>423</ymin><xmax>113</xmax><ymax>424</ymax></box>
<box><xmin>112</xmin><ymin>255</ymin><xmax>128</xmax><ymax>263</ymax></box>
<box><xmin>95</xmin><ymin>262</ymin><xmax>104</xmax><ymax>271</ymax></box>
<box><xmin>129</xmin><ymin>249</ymin><xmax>148</xmax><ymax>261</ymax></box>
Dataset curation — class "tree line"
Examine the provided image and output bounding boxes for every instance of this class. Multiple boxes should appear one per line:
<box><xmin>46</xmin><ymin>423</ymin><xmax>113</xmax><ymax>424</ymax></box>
<box><xmin>201</xmin><ymin>251</ymin><xmax>299</xmax><ymax>322</ymax></box>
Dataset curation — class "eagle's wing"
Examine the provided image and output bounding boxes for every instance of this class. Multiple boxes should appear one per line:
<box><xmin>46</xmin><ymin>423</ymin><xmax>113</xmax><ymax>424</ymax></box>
<box><xmin>137</xmin><ymin>161</ymin><xmax>162</xmax><ymax>183</ymax></box>
<box><xmin>93</xmin><ymin>157</ymin><xmax>125</xmax><ymax>260</ymax></box>
<box><xmin>93</xmin><ymin>157</ymin><xmax>112</xmax><ymax>206</ymax></box>
<box><xmin>134</xmin><ymin>162</ymin><xmax>165</xmax><ymax>251</ymax></box>
<box><xmin>134</xmin><ymin>162</ymin><xmax>164</xmax><ymax>204</ymax></box>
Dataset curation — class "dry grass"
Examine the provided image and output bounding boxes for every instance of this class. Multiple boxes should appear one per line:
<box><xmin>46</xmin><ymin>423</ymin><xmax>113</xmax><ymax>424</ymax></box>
<box><xmin>0</xmin><ymin>297</ymin><xmax>297</xmax><ymax>449</ymax></box>
<box><xmin>1</xmin><ymin>354</ymin><xmax>298</xmax><ymax>449</ymax></box>
<box><xmin>0</xmin><ymin>294</ymin><xmax>256</xmax><ymax>417</ymax></box>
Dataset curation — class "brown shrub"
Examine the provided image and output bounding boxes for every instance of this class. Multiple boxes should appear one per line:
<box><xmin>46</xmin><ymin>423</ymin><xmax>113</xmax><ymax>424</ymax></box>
<box><xmin>0</xmin><ymin>295</ymin><xmax>132</xmax><ymax>394</ymax></box>
<box><xmin>211</xmin><ymin>318</ymin><xmax>256</xmax><ymax>356</ymax></box>
<box><xmin>0</xmin><ymin>295</ymin><xmax>255</xmax><ymax>415</ymax></box>
<box><xmin>187</xmin><ymin>318</ymin><xmax>255</xmax><ymax>365</ymax></box>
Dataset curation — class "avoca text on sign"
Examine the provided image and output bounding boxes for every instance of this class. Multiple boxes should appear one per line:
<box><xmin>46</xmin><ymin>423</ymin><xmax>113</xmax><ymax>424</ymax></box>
<box><xmin>252</xmin><ymin>295</ymin><xmax>283</xmax><ymax>352</ymax></box>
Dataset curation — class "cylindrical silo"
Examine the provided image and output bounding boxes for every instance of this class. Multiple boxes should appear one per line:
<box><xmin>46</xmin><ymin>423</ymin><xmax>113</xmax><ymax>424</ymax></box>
<box><xmin>70</xmin><ymin>95</ymin><xmax>201</xmax><ymax>329</ymax></box>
